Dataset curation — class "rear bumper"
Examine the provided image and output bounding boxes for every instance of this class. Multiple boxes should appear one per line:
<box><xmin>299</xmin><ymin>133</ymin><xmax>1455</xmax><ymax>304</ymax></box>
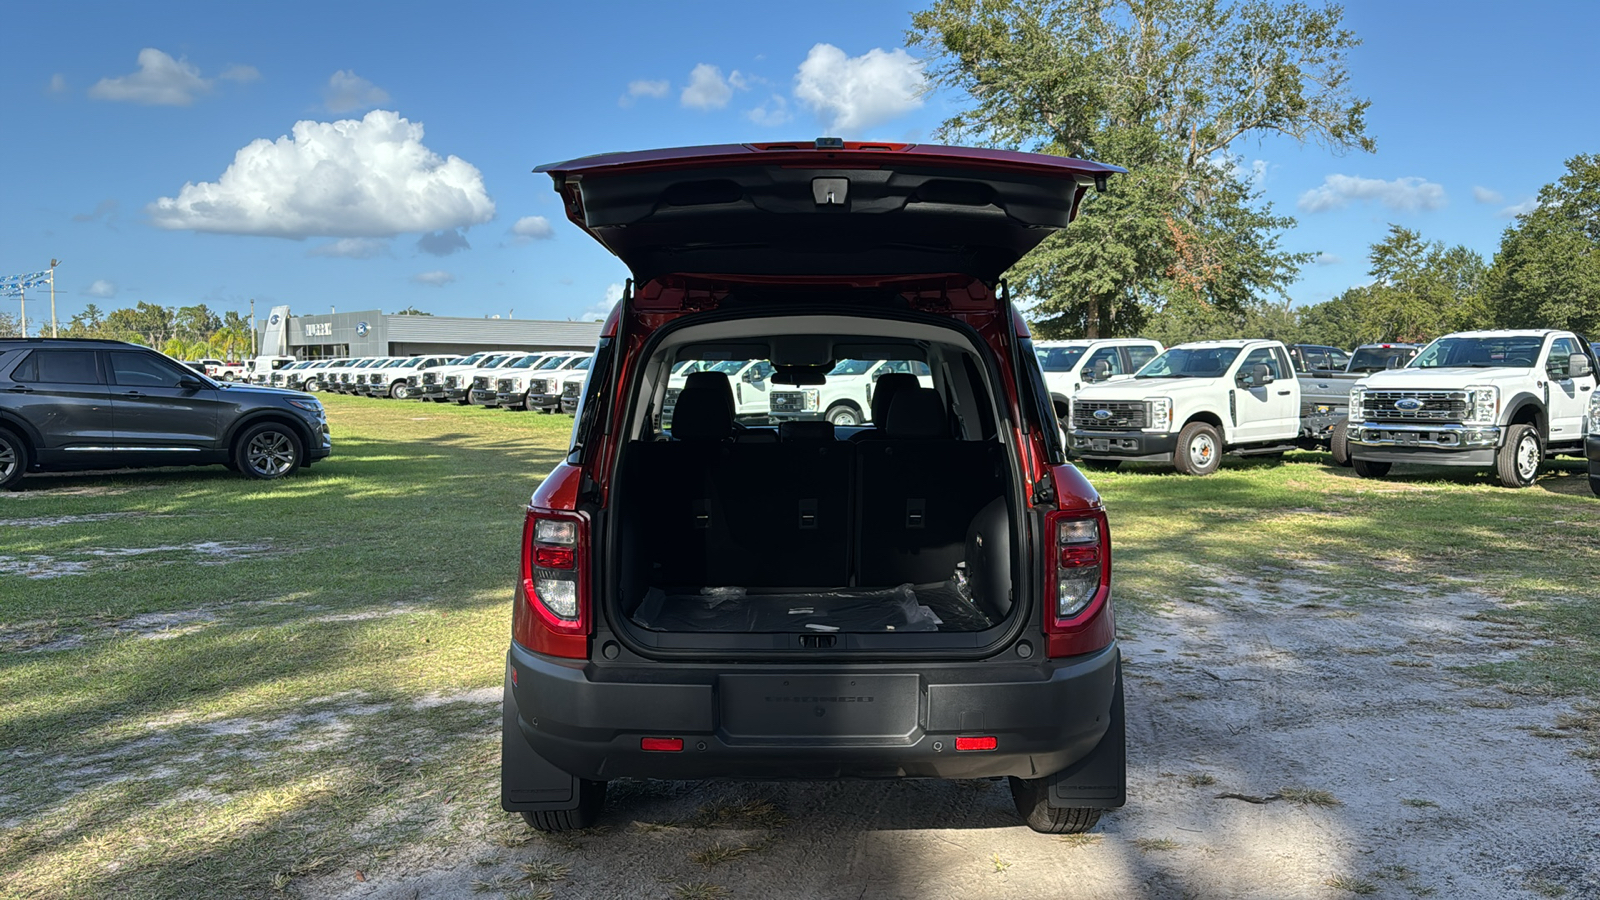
<box><xmin>504</xmin><ymin>641</ymin><xmax>1120</xmax><ymax>786</ymax></box>
<box><xmin>1068</xmin><ymin>429</ymin><xmax>1178</xmax><ymax>463</ymax></box>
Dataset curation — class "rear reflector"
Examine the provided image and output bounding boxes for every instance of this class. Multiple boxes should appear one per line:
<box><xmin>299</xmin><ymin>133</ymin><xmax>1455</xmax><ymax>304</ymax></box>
<box><xmin>640</xmin><ymin>737</ymin><xmax>684</xmax><ymax>752</ymax></box>
<box><xmin>954</xmin><ymin>736</ymin><xmax>997</xmax><ymax>752</ymax></box>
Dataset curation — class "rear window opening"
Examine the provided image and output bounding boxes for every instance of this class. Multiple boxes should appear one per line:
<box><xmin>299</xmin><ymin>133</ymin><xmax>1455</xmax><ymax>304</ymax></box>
<box><xmin>605</xmin><ymin>315</ymin><xmax>1025</xmax><ymax>652</ymax></box>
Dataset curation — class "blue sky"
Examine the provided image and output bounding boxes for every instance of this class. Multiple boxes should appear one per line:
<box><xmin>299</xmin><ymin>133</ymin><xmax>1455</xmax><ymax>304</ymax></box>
<box><xmin>3</xmin><ymin>0</ymin><xmax>1598</xmax><ymax>332</ymax></box>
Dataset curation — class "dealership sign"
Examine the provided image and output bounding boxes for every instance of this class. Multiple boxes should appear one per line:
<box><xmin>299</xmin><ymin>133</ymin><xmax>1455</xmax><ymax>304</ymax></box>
<box><xmin>305</xmin><ymin>322</ymin><xmax>333</xmax><ymax>337</ymax></box>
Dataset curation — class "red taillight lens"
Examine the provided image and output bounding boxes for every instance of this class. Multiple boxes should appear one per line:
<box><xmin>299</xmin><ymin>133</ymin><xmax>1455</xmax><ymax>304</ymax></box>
<box><xmin>515</xmin><ymin>508</ymin><xmax>589</xmax><ymax>659</ymax></box>
<box><xmin>955</xmin><ymin>736</ymin><xmax>997</xmax><ymax>752</ymax></box>
<box><xmin>640</xmin><ymin>737</ymin><xmax>683</xmax><ymax>752</ymax></box>
<box><xmin>1043</xmin><ymin>507</ymin><xmax>1113</xmax><ymax>658</ymax></box>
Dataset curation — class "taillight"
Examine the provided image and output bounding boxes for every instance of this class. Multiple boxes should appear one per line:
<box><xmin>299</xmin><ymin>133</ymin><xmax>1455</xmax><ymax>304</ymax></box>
<box><xmin>514</xmin><ymin>508</ymin><xmax>589</xmax><ymax>658</ymax></box>
<box><xmin>1042</xmin><ymin>507</ymin><xmax>1114</xmax><ymax>658</ymax></box>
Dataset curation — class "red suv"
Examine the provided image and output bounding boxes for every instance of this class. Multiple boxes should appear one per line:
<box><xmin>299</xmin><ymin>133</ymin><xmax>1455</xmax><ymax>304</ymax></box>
<box><xmin>502</xmin><ymin>140</ymin><xmax>1126</xmax><ymax>833</ymax></box>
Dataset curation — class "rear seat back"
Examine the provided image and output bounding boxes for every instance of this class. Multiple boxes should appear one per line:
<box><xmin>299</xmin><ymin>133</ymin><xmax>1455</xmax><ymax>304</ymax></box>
<box><xmin>856</xmin><ymin>440</ymin><xmax>1003</xmax><ymax>586</ymax></box>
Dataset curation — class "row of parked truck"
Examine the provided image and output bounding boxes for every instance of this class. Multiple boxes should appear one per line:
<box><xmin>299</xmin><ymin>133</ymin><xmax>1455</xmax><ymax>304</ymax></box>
<box><xmin>261</xmin><ymin>351</ymin><xmax>596</xmax><ymax>412</ymax></box>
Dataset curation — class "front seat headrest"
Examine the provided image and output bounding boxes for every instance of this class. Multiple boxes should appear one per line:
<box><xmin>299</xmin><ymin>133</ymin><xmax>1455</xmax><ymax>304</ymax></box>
<box><xmin>684</xmin><ymin>371</ymin><xmax>736</xmax><ymax>420</ymax></box>
<box><xmin>671</xmin><ymin>388</ymin><xmax>732</xmax><ymax>441</ymax></box>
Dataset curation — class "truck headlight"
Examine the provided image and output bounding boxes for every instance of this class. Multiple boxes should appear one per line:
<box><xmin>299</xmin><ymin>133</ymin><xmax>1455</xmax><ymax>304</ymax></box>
<box><xmin>1588</xmin><ymin>392</ymin><xmax>1600</xmax><ymax>435</ymax></box>
<box><xmin>1143</xmin><ymin>397</ymin><xmax>1173</xmax><ymax>433</ymax></box>
<box><xmin>1349</xmin><ymin>388</ymin><xmax>1365</xmax><ymax>422</ymax></box>
<box><xmin>803</xmin><ymin>389</ymin><xmax>819</xmax><ymax>410</ymax></box>
<box><xmin>1465</xmin><ymin>385</ymin><xmax>1499</xmax><ymax>426</ymax></box>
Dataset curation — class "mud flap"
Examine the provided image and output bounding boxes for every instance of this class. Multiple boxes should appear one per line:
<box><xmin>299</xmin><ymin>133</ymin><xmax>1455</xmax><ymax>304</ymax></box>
<box><xmin>1047</xmin><ymin>660</ymin><xmax>1125</xmax><ymax>809</ymax></box>
<box><xmin>500</xmin><ymin>668</ymin><xmax>582</xmax><ymax>812</ymax></box>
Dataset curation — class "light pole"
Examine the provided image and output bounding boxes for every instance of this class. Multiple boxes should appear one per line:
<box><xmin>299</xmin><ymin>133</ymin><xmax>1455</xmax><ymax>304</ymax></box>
<box><xmin>249</xmin><ymin>298</ymin><xmax>257</xmax><ymax>357</ymax></box>
<box><xmin>48</xmin><ymin>259</ymin><xmax>59</xmax><ymax>338</ymax></box>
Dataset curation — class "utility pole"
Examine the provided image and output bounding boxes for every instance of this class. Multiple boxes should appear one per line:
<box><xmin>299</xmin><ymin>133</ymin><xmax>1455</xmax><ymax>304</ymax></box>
<box><xmin>48</xmin><ymin>260</ymin><xmax>59</xmax><ymax>338</ymax></box>
<box><xmin>17</xmin><ymin>283</ymin><xmax>24</xmax><ymax>337</ymax></box>
<box><xmin>249</xmin><ymin>298</ymin><xmax>257</xmax><ymax>357</ymax></box>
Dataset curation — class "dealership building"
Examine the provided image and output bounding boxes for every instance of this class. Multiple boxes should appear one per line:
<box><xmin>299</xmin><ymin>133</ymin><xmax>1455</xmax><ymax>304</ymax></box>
<box><xmin>256</xmin><ymin>307</ymin><xmax>603</xmax><ymax>359</ymax></box>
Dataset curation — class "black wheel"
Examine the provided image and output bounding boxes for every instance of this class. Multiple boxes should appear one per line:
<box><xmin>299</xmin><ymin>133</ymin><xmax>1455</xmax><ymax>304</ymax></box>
<box><xmin>1173</xmin><ymin>422</ymin><xmax>1222</xmax><ymax>476</ymax></box>
<box><xmin>1079</xmin><ymin>459</ymin><xmax>1122</xmax><ymax>472</ymax></box>
<box><xmin>1495</xmin><ymin>423</ymin><xmax>1541</xmax><ymax>488</ymax></box>
<box><xmin>390</xmin><ymin>382</ymin><xmax>409</xmax><ymax>400</ymax></box>
<box><xmin>1009</xmin><ymin>776</ymin><xmax>1103</xmax><ymax>834</ymax></box>
<box><xmin>520</xmin><ymin>780</ymin><xmax>605</xmax><ymax>832</ymax></box>
<box><xmin>233</xmin><ymin>422</ymin><xmax>304</xmax><ymax>480</ymax></box>
<box><xmin>826</xmin><ymin>403</ymin><xmax>862</xmax><ymax>426</ymax></box>
<box><xmin>0</xmin><ymin>428</ymin><xmax>29</xmax><ymax>491</ymax></box>
<box><xmin>1352</xmin><ymin>457</ymin><xmax>1391</xmax><ymax>479</ymax></box>
<box><xmin>1329</xmin><ymin>420</ymin><xmax>1352</xmax><ymax>467</ymax></box>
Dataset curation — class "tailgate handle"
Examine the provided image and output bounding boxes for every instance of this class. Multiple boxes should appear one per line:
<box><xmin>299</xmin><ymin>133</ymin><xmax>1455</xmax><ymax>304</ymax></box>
<box><xmin>812</xmin><ymin>177</ymin><xmax>849</xmax><ymax>206</ymax></box>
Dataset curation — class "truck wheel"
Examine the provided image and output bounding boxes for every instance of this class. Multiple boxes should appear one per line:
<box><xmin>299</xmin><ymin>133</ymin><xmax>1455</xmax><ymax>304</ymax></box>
<box><xmin>1173</xmin><ymin>422</ymin><xmax>1222</xmax><ymax>476</ymax></box>
<box><xmin>520</xmin><ymin>780</ymin><xmax>606</xmax><ymax>832</ymax></box>
<box><xmin>0</xmin><ymin>428</ymin><xmax>29</xmax><ymax>491</ymax></box>
<box><xmin>390</xmin><ymin>382</ymin><xmax>409</xmax><ymax>400</ymax></box>
<box><xmin>826</xmin><ymin>403</ymin><xmax>862</xmax><ymax>426</ymax></box>
<box><xmin>1329</xmin><ymin>420</ymin><xmax>1353</xmax><ymax>467</ymax></box>
<box><xmin>1080</xmin><ymin>460</ymin><xmax>1122</xmax><ymax>472</ymax></box>
<box><xmin>1352</xmin><ymin>458</ymin><xmax>1391</xmax><ymax>479</ymax></box>
<box><xmin>234</xmin><ymin>422</ymin><xmax>304</xmax><ymax>480</ymax></box>
<box><xmin>1495</xmin><ymin>423</ymin><xmax>1541</xmax><ymax>488</ymax></box>
<box><xmin>1009</xmin><ymin>776</ymin><xmax>1102</xmax><ymax>834</ymax></box>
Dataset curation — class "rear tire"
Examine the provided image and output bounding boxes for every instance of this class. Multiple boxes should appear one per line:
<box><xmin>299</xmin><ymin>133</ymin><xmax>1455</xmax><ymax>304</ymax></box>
<box><xmin>1495</xmin><ymin>423</ymin><xmax>1541</xmax><ymax>488</ymax></box>
<box><xmin>1079</xmin><ymin>459</ymin><xmax>1122</xmax><ymax>472</ymax></box>
<box><xmin>1009</xmin><ymin>776</ymin><xmax>1103</xmax><ymax>834</ymax></box>
<box><xmin>0</xmin><ymin>427</ymin><xmax>29</xmax><ymax>491</ymax></box>
<box><xmin>233</xmin><ymin>422</ymin><xmax>304</xmax><ymax>480</ymax></box>
<box><xmin>1173</xmin><ymin>422</ymin><xmax>1222</xmax><ymax>476</ymax></box>
<box><xmin>1329</xmin><ymin>420</ymin><xmax>1352</xmax><ymax>467</ymax></box>
<box><xmin>826</xmin><ymin>403</ymin><xmax>862</xmax><ymax>426</ymax></box>
<box><xmin>519</xmin><ymin>780</ymin><xmax>606</xmax><ymax>832</ymax></box>
<box><xmin>1352</xmin><ymin>458</ymin><xmax>1391</xmax><ymax>479</ymax></box>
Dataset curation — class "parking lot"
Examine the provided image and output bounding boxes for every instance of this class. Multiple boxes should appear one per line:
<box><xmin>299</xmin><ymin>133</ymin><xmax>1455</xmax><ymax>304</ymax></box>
<box><xmin>2</xmin><ymin>395</ymin><xmax>1597</xmax><ymax>900</ymax></box>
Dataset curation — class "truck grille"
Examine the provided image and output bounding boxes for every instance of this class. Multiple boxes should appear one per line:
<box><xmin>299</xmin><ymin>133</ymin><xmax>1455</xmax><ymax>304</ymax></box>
<box><xmin>1363</xmin><ymin>390</ymin><xmax>1468</xmax><ymax>423</ymax></box>
<box><xmin>770</xmin><ymin>391</ymin><xmax>810</xmax><ymax>412</ymax></box>
<box><xmin>496</xmin><ymin>377</ymin><xmax>515</xmax><ymax>392</ymax></box>
<box><xmin>444</xmin><ymin>375</ymin><xmax>460</xmax><ymax>389</ymax></box>
<box><xmin>422</xmin><ymin>372</ymin><xmax>437</xmax><ymax>385</ymax></box>
<box><xmin>340</xmin><ymin>373</ymin><xmax>352</xmax><ymax>383</ymax></box>
<box><xmin>562</xmin><ymin>381</ymin><xmax>581</xmax><ymax>399</ymax></box>
<box><xmin>472</xmin><ymin>376</ymin><xmax>489</xmax><ymax>390</ymax></box>
<box><xmin>1073</xmin><ymin>401</ymin><xmax>1146</xmax><ymax>430</ymax></box>
<box><xmin>406</xmin><ymin>375</ymin><xmax>419</xmax><ymax>386</ymax></box>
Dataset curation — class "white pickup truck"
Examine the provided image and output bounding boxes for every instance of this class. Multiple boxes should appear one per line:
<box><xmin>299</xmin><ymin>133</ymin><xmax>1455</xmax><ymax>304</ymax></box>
<box><xmin>1034</xmin><ymin>339</ymin><xmax>1163</xmax><ymax>420</ymax></box>
<box><xmin>1348</xmin><ymin>329</ymin><xmax>1598</xmax><ymax>487</ymax></box>
<box><xmin>1068</xmin><ymin>339</ymin><xmax>1301</xmax><ymax>474</ymax></box>
<box><xmin>767</xmin><ymin>358</ymin><xmax>934</xmax><ymax>425</ymax></box>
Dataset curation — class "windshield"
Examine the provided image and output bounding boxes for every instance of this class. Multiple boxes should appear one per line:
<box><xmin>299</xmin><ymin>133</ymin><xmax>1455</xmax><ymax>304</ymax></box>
<box><xmin>398</xmin><ymin>358</ymin><xmax>422</xmax><ymax>368</ymax></box>
<box><xmin>572</xmin><ymin>357</ymin><xmax>593</xmax><ymax>371</ymax></box>
<box><xmin>710</xmin><ymin>359</ymin><xmax>752</xmax><ymax>375</ymax></box>
<box><xmin>828</xmin><ymin>359</ymin><xmax>875</xmax><ymax>376</ymax></box>
<box><xmin>507</xmin><ymin>355</ymin><xmax>539</xmax><ymax>369</ymax></box>
<box><xmin>1410</xmin><ymin>336</ymin><xmax>1543</xmax><ymax>369</ymax></box>
<box><xmin>1034</xmin><ymin>345</ymin><xmax>1088</xmax><ymax>372</ymax></box>
<box><xmin>536</xmin><ymin>355</ymin><xmax>572</xmax><ymax>370</ymax></box>
<box><xmin>455</xmin><ymin>353</ymin><xmax>487</xmax><ymax>366</ymax></box>
<box><xmin>478</xmin><ymin>355</ymin><xmax>510</xmax><ymax>368</ymax></box>
<box><xmin>1136</xmin><ymin>346</ymin><xmax>1242</xmax><ymax>378</ymax></box>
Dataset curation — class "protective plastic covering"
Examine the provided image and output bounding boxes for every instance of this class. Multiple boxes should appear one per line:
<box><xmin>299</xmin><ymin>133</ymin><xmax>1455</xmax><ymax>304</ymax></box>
<box><xmin>632</xmin><ymin>579</ymin><xmax>993</xmax><ymax>633</ymax></box>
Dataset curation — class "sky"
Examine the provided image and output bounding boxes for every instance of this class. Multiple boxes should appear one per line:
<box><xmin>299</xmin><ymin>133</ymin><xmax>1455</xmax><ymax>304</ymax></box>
<box><xmin>3</xmin><ymin>0</ymin><xmax>1599</xmax><ymax>333</ymax></box>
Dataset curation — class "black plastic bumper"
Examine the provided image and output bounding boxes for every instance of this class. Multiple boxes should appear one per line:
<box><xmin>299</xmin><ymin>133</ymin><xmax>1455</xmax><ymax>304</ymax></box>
<box><xmin>526</xmin><ymin>394</ymin><xmax>560</xmax><ymax>411</ymax></box>
<box><xmin>1069</xmin><ymin>430</ymin><xmax>1180</xmax><ymax>463</ymax></box>
<box><xmin>496</xmin><ymin>391</ymin><xmax>528</xmax><ymax>407</ymax></box>
<box><xmin>502</xmin><ymin>641</ymin><xmax>1123</xmax><ymax>810</ymax></box>
<box><xmin>1587</xmin><ymin>434</ymin><xmax>1600</xmax><ymax>480</ymax></box>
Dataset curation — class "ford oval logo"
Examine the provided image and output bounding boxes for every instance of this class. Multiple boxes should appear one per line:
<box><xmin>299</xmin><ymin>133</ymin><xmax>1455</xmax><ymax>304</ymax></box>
<box><xmin>1394</xmin><ymin>398</ymin><xmax>1423</xmax><ymax>411</ymax></box>
<box><xmin>1093</xmin><ymin>408</ymin><xmax>1113</xmax><ymax>420</ymax></box>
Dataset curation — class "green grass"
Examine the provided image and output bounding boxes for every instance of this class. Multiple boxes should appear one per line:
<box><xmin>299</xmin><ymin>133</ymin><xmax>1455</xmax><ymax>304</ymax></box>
<box><xmin>2</xmin><ymin>404</ymin><xmax>1597</xmax><ymax>899</ymax></box>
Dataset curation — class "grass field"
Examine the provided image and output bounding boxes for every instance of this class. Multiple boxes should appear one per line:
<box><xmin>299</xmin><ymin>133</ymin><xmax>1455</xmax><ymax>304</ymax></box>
<box><xmin>1</xmin><ymin>396</ymin><xmax>1596</xmax><ymax>899</ymax></box>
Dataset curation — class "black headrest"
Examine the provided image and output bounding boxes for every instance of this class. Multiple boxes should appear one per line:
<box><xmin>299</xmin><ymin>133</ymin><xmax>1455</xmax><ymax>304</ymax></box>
<box><xmin>684</xmin><ymin>371</ymin><xmax>735</xmax><ymax>419</ymax></box>
<box><xmin>671</xmin><ymin>388</ymin><xmax>732</xmax><ymax>441</ymax></box>
<box><xmin>779</xmin><ymin>421</ymin><xmax>836</xmax><ymax>442</ymax></box>
<box><xmin>870</xmin><ymin>373</ymin><xmax>920</xmax><ymax>425</ymax></box>
<box><xmin>885</xmin><ymin>388</ymin><xmax>949</xmax><ymax>438</ymax></box>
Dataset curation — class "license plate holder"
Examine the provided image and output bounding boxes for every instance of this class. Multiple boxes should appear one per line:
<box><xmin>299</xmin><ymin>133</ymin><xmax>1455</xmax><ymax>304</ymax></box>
<box><xmin>718</xmin><ymin>674</ymin><xmax>920</xmax><ymax>744</ymax></box>
<box><xmin>1090</xmin><ymin>439</ymin><xmax>1110</xmax><ymax>452</ymax></box>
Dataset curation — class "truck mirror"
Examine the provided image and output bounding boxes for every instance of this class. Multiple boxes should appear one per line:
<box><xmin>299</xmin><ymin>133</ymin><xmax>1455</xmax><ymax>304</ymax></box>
<box><xmin>1093</xmin><ymin>359</ymin><xmax>1112</xmax><ymax>381</ymax></box>
<box><xmin>1568</xmin><ymin>353</ymin><xmax>1592</xmax><ymax>379</ymax></box>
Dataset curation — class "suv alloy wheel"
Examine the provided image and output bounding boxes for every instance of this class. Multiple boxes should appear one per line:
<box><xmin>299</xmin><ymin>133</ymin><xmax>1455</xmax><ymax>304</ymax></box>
<box><xmin>0</xmin><ymin>428</ymin><xmax>28</xmax><ymax>490</ymax></box>
<box><xmin>235</xmin><ymin>422</ymin><xmax>304</xmax><ymax>480</ymax></box>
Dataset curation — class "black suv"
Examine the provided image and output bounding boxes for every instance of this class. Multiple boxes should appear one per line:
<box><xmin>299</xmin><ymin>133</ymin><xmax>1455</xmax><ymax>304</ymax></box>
<box><xmin>0</xmin><ymin>338</ymin><xmax>332</xmax><ymax>489</ymax></box>
<box><xmin>502</xmin><ymin>141</ymin><xmax>1126</xmax><ymax>835</ymax></box>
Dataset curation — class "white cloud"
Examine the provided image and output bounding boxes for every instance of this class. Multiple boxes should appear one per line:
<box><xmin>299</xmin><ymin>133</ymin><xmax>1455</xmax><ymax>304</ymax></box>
<box><xmin>89</xmin><ymin>48</ymin><xmax>211</xmax><ymax>106</ymax></box>
<box><xmin>1472</xmin><ymin>185</ymin><xmax>1503</xmax><ymax>205</ymax></box>
<box><xmin>582</xmin><ymin>282</ymin><xmax>625</xmax><ymax>321</ymax></box>
<box><xmin>417</xmin><ymin>229</ymin><xmax>470</xmax><ymax>256</ymax></box>
<box><xmin>85</xmin><ymin>279</ymin><xmax>117</xmax><ymax>298</ymax></box>
<box><xmin>619</xmin><ymin>79</ymin><xmax>669</xmax><ymax>106</ymax></box>
<box><xmin>681</xmin><ymin>64</ymin><xmax>735</xmax><ymax>110</ymax></box>
<box><xmin>147</xmin><ymin>110</ymin><xmax>495</xmax><ymax>239</ymax></box>
<box><xmin>509</xmin><ymin>215</ymin><xmax>554</xmax><ymax>243</ymax></box>
<box><xmin>1297</xmin><ymin>175</ymin><xmax>1447</xmax><ymax>214</ymax></box>
<box><xmin>48</xmin><ymin>74</ymin><xmax>68</xmax><ymax>95</ymax></box>
<box><xmin>309</xmin><ymin>238</ymin><xmax>389</xmax><ymax>259</ymax></box>
<box><xmin>323</xmin><ymin>70</ymin><xmax>389</xmax><ymax>113</ymax></box>
<box><xmin>220</xmin><ymin>64</ymin><xmax>260</xmax><ymax>83</ymax></box>
<box><xmin>411</xmin><ymin>270</ymin><xmax>455</xmax><ymax>287</ymax></box>
<box><xmin>747</xmin><ymin>94</ymin><xmax>792</xmax><ymax>127</ymax></box>
<box><xmin>794</xmin><ymin>44</ymin><xmax>926</xmax><ymax>134</ymax></box>
<box><xmin>1499</xmin><ymin>198</ymin><xmax>1539</xmax><ymax>218</ymax></box>
<box><xmin>1315</xmin><ymin>253</ymin><xmax>1342</xmax><ymax>266</ymax></box>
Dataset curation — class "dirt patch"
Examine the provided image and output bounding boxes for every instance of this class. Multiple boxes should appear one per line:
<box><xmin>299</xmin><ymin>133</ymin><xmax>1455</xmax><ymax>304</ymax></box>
<box><xmin>299</xmin><ymin>575</ymin><xmax>1598</xmax><ymax>900</ymax></box>
<box><xmin>0</xmin><ymin>541</ymin><xmax>279</xmax><ymax>579</ymax></box>
<box><xmin>0</xmin><ymin>512</ymin><xmax>172</xmax><ymax>528</ymax></box>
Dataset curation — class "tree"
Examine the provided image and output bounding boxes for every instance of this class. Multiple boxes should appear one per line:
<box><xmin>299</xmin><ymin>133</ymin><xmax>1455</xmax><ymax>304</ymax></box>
<box><xmin>0</xmin><ymin>311</ymin><xmax>31</xmax><ymax>338</ymax></box>
<box><xmin>1361</xmin><ymin>225</ymin><xmax>1486</xmax><ymax>341</ymax></box>
<box><xmin>1296</xmin><ymin>287</ymin><xmax>1368</xmax><ymax>349</ymax></box>
<box><xmin>392</xmin><ymin>306</ymin><xmax>433</xmax><ymax>316</ymax></box>
<box><xmin>1483</xmin><ymin>153</ymin><xmax>1600</xmax><ymax>336</ymax></box>
<box><xmin>175</xmin><ymin>304</ymin><xmax>222</xmax><ymax>340</ymax></box>
<box><xmin>103</xmin><ymin>302</ymin><xmax>176</xmax><ymax>346</ymax></box>
<box><xmin>908</xmin><ymin>0</ymin><xmax>1374</xmax><ymax>337</ymax></box>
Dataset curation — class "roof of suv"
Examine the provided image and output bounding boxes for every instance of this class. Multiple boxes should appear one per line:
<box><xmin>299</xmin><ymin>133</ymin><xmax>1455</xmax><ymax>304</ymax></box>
<box><xmin>0</xmin><ymin>337</ymin><xmax>144</xmax><ymax>349</ymax></box>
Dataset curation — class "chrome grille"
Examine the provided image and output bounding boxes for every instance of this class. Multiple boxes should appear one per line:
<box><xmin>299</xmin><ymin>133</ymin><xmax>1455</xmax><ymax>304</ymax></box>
<box><xmin>770</xmin><ymin>391</ymin><xmax>808</xmax><ymax>412</ymax></box>
<box><xmin>1363</xmin><ymin>390</ymin><xmax>1468</xmax><ymax>423</ymax></box>
<box><xmin>1073</xmin><ymin>400</ymin><xmax>1147</xmax><ymax>430</ymax></box>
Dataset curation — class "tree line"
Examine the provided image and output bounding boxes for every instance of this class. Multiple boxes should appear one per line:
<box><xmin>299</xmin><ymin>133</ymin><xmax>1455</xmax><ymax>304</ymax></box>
<box><xmin>51</xmin><ymin>302</ymin><xmax>257</xmax><ymax>361</ymax></box>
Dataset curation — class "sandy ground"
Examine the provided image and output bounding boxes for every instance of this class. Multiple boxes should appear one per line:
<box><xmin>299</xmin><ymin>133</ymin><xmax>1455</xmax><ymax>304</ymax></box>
<box><xmin>309</xmin><ymin>583</ymin><xmax>1600</xmax><ymax>900</ymax></box>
